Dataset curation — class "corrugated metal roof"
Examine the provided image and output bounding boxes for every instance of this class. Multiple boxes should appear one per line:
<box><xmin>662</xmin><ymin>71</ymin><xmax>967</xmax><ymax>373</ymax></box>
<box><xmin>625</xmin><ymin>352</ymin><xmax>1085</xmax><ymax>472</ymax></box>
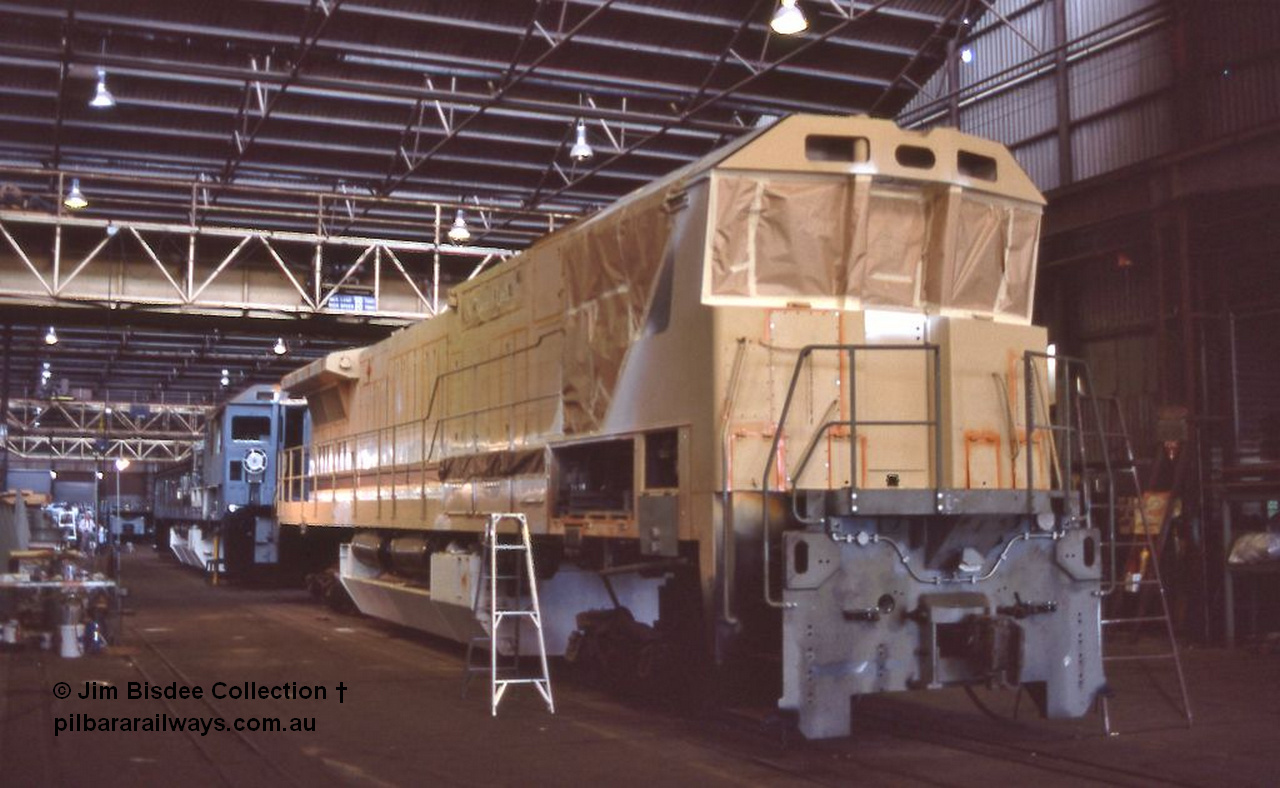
<box><xmin>0</xmin><ymin>0</ymin><xmax>964</xmax><ymax>250</ymax></box>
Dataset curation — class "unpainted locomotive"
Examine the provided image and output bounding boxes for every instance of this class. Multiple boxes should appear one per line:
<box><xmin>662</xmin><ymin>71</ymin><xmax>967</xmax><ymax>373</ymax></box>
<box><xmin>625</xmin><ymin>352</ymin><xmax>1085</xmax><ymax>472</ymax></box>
<box><xmin>276</xmin><ymin>115</ymin><xmax>1105</xmax><ymax>739</ymax></box>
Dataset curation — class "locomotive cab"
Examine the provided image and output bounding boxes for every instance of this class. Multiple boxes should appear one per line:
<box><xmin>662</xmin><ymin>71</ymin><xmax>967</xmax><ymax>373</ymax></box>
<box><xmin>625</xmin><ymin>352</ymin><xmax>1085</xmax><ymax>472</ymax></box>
<box><xmin>696</xmin><ymin>117</ymin><xmax>1102</xmax><ymax>737</ymax></box>
<box><xmin>157</xmin><ymin>384</ymin><xmax>306</xmax><ymax>576</ymax></box>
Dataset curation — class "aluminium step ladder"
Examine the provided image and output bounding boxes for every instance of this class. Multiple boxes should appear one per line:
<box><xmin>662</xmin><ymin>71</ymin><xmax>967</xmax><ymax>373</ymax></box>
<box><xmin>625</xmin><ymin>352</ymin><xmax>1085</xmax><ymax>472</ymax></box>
<box><xmin>464</xmin><ymin>513</ymin><xmax>555</xmax><ymax>717</ymax></box>
<box><xmin>1075</xmin><ymin>394</ymin><xmax>1193</xmax><ymax>732</ymax></box>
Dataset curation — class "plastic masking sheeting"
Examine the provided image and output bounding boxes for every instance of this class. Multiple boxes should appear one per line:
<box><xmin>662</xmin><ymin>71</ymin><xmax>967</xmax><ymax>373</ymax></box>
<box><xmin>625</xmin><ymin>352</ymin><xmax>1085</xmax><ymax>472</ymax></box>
<box><xmin>857</xmin><ymin>186</ymin><xmax>928</xmax><ymax>307</ymax></box>
<box><xmin>561</xmin><ymin>188</ymin><xmax>676</xmax><ymax>433</ymax></box>
<box><xmin>755</xmin><ymin>179</ymin><xmax>850</xmax><ymax>296</ymax></box>
<box><xmin>708</xmin><ymin>172</ymin><xmax>1039</xmax><ymax>322</ymax></box>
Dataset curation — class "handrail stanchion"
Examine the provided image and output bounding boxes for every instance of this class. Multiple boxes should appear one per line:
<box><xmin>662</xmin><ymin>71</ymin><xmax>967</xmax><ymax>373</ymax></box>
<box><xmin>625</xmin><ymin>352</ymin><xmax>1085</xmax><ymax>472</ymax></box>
<box><xmin>762</xmin><ymin>343</ymin><xmax>939</xmax><ymax>611</ymax></box>
<box><xmin>1024</xmin><ymin>352</ymin><xmax>1037</xmax><ymax>509</ymax></box>
<box><xmin>848</xmin><ymin>347</ymin><xmax>858</xmax><ymax>497</ymax></box>
<box><xmin>932</xmin><ymin>345</ymin><xmax>943</xmax><ymax>499</ymax></box>
<box><xmin>421</xmin><ymin>416</ymin><xmax>428</xmax><ymax>521</ymax></box>
<box><xmin>1063</xmin><ymin>361</ymin><xmax>1075</xmax><ymax>505</ymax></box>
<box><xmin>761</xmin><ymin>347</ymin><xmax>812</xmax><ymax>610</ymax></box>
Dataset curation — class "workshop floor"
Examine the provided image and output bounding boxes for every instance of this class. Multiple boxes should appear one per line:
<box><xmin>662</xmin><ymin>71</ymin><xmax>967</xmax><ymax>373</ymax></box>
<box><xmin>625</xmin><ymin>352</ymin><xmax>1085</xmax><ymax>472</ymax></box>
<box><xmin>2</xmin><ymin>549</ymin><xmax>1278</xmax><ymax>787</ymax></box>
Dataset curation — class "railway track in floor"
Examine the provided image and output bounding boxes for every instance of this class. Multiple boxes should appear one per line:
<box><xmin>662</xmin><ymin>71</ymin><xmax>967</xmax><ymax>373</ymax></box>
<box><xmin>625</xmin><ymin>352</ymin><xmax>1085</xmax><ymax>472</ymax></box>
<box><xmin>110</xmin><ymin>627</ymin><xmax>309</xmax><ymax>788</ymax></box>
<box><xmin>700</xmin><ymin>693</ymin><xmax>1196</xmax><ymax>788</ymax></box>
<box><xmin>238</xmin><ymin>593</ymin><xmax>1192</xmax><ymax>787</ymax></box>
<box><xmin>105</xmin><ymin>556</ymin><xmax>1196</xmax><ymax>787</ymax></box>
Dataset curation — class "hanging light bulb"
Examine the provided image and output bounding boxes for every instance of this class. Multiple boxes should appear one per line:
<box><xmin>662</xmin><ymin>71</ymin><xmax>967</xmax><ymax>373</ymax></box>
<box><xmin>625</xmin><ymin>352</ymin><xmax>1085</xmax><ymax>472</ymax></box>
<box><xmin>770</xmin><ymin>0</ymin><xmax>808</xmax><ymax>36</ymax></box>
<box><xmin>220</xmin><ymin>368</ymin><xmax>230</xmax><ymax>387</ymax></box>
<box><xmin>44</xmin><ymin>326</ymin><xmax>58</xmax><ymax>345</ymax></box>
<box><xmin>960</xmin><ymin>47</ymin><xmax>974</xmax><ymax>64</ymax></box>
<box><xmin>115</xmin><ymin>457</ymin><xmax>130</xmax><ymax>471</ymax></box>
<box><xmin>569</xmin><ymin>120</ymin><xmax>594</xmax><ymax>161</ymax></box>
<box><xmin>447</xmin><ymin>208</ymin><xmax>471</xmax><ymax>243</ymax></box>
<box><xmin>49</xmin><ymin>469</ymin><xmax>58</xmax><ymax>480</ymax></box>
<box><xmin>89</xmin><ymin>67</ymin><xmax>116</xmax><ymax>108</ymax></box>
<box><xmin>63</xmin><ymin>179</ymin><xmax>87</xmax><ymax>210</ymax></box>
<box><xmin>273</xmin><ymin>337</ymin><xmax>288</xmax><ymax>356</ymax></box>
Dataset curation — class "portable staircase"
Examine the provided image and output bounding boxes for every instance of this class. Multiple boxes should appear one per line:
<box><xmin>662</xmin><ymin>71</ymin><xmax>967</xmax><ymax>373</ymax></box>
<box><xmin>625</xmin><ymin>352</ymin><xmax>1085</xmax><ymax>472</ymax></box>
<box><xmin>464</xmin><ymin>513</ymin><xmax>555</xmax><ymax>717</ymax></box>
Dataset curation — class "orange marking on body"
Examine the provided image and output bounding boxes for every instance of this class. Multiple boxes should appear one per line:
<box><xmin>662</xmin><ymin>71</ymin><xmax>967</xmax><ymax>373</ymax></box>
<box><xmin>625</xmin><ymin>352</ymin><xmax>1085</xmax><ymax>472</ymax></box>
<box><xmin>963</xmin><ymin>429</ymin><xmax>1003</xmax><ymax>489</ymax></box>
<box><xmin>775</xmin><ymin>433</ymin><xmax>787</xmax><ymax>490</ymax></box>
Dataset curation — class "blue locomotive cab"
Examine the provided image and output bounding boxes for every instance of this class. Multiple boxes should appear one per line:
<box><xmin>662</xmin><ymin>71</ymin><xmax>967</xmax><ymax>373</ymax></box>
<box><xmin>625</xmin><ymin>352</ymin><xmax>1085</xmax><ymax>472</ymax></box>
<box><xmin>158</xmin><ymin>384</ymin><xmax>307</xmax><ymax>576</ymax></box>
<box><xmin>208</xmin><ymin>387</ymin><xmax>285</xmax><ymax>570</ymax></box>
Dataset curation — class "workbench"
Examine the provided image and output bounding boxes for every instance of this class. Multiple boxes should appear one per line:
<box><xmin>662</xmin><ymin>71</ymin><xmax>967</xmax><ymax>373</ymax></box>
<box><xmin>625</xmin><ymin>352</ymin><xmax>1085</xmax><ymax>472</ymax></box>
<box><xmin>1219</xmin><ymin>463</ymin><xmax>1280</xmax><ymax>648</ymax></box>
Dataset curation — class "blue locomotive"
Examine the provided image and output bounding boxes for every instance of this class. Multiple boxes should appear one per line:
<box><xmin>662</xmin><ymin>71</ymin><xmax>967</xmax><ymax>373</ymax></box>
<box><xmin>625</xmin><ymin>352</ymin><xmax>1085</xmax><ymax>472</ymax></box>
<box><xmin>154</xmin><ymin>385</ymin><xmax>309</xmax><ymax>576</ymax></box>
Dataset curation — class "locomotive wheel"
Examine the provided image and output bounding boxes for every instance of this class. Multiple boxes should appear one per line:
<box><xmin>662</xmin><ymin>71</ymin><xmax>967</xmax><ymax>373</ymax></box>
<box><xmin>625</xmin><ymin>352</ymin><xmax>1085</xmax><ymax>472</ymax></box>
<box><xmin>566</xmin><ymin>607</ymin><xmax>669</xmax><ymax>694</ymax></box>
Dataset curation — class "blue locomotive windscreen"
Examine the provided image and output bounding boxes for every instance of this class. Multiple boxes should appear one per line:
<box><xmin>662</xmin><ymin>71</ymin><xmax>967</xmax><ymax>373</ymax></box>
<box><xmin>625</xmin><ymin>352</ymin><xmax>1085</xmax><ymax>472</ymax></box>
<box><xmin>231</xmin><ymin>416</ymin><xmax>272</xmax><ymax>442</ymax></box>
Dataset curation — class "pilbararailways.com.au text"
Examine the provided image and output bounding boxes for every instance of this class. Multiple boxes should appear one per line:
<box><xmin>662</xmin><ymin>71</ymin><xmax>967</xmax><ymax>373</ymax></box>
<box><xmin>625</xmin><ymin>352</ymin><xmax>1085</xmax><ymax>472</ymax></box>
<box><xmin>51</xmin><ymin>680</ymin><xmax>349</xmax><ymax>737</ymax></box>
<box><xmin>56</xmin><ymin>713</ymin><xmax>315</xmax><ymax>737</ymax></box>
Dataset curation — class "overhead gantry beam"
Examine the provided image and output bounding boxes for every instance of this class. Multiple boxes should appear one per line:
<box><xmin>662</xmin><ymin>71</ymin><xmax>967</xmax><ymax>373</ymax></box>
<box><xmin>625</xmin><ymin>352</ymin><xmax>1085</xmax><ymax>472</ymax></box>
<box><xmin>4</xmin><ymin>397</ymin><xmax>209</xmax><ymax>463</ymax></box>
<box><xmin>5</xmin><ymin>434</ymin><xmax>197</xmax><ymax>463</ymax></box>
<box><xmin>0</xmin><ymin>206</ymin><xmax>513</xmax><ymax>321</ymax></box>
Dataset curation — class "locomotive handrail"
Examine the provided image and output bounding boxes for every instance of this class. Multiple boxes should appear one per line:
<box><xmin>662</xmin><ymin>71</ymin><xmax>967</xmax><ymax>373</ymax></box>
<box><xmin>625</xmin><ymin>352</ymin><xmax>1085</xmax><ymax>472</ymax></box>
<box><xmin>278</xmin><ymin>389</ymin><xmax>555</xmax><ymax>487</ymax></box>
<box><xmin>719</xmin><ymin>338</ymin><xmax>748</xmax><ymax>628</ymax></box>
<box><xmin>423</xmin><ymin>393</ymin><xmax>561</xmax><ymax>467</ymax></box>
<box><xmin>786</xmin><ymin>397</ymin><xmax>842</xmax><ymax>524</ymax></box>
<box><xmin>751</xmin><ymin>346</ymin><xmax>1104</xmax><ymax>601</ymax></box>
<box><xmin>280</xmin><ymin>353</ymin><xmax>565</xmax><ymax>511</ymax></box>
<box><xmin>1020</xmin><ymin>349</ymin><xmax>1089</xmax><ymax>503</ymax></box>
<box><xmin>760</xmin><ymin>342</ymin><xmax>942</xmax><ymax>610</ymax></box>
<box><xmin>1022</xmin><ymin>349</ymin><xmax>1123</xmax><ymax>595</ymax></box>
<box><xmin>785</xmin><ymin>414</ymin><xmax>940</xmax><ymax>526</ymax></box>
<box><xmin>277</xmin><ymin>327</ymin><xmax>563</xmax><ymax>486</ymax></box>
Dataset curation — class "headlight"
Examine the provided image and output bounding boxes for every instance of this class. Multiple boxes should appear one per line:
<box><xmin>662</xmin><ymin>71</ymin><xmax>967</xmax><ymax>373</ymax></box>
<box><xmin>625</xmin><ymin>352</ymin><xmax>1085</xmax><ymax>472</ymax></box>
<box><xmin>243</xmin><ymin>448</ymin><xmax>268</xmax><ymax>474</ymax></box>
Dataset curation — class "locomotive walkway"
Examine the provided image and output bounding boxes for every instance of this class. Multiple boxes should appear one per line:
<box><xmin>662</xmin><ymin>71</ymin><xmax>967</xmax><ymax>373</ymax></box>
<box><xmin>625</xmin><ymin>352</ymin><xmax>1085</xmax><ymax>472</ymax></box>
<box><xmin>2</xmin><ymin>549</ymin><xmax>1278</xmax><ymax>787</ymax></box>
